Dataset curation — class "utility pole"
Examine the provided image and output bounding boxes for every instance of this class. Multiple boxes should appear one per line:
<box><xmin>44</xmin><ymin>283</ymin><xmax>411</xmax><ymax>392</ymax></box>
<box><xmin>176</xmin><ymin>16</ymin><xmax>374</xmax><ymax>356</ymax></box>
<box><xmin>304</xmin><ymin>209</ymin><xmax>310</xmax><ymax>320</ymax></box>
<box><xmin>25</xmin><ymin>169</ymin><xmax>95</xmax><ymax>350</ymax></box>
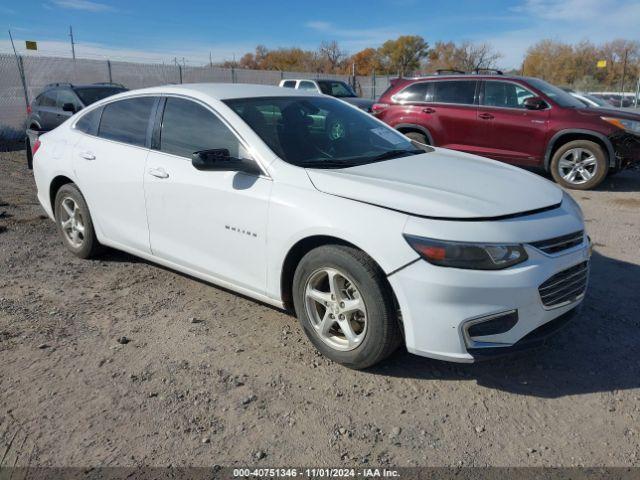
<box><xmin>8</xmin><ymin>29</ymin><xmax>29</xmax><ymax>108</ymax></box>
<box><xmin>634</xmin><ymin>75</ymin><xmax>640</xmax><ymax>109</ymax></box>
<box><xmin>209</xmin><ymin>51</ymin><xmax>212</xmax><ymax>68</ymax></box>
<box><xmin>69</xmin><ymin>25</ymin><xmax>76</xmax><ymax>60</ymax></box>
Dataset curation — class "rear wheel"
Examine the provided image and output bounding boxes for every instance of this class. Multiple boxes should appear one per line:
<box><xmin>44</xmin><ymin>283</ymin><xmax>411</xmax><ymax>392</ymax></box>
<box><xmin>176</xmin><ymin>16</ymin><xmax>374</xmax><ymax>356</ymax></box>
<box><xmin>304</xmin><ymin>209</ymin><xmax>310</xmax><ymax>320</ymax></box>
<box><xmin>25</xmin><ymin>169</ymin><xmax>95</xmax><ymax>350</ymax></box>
<box><xmin>292</xmin><ymin>245</ymin><xmax>402</xmax><ymax>369</ymax></box>
<box><xmin>54</xmin><ymin>183</ymin><xmax>102</xmax><ymax>259</ymax></box>
<box><xmin>550</xmin><ymin>140</ymin><xmax>608</xmax><ymax>190</ymax></box>
<box><xmin>404</xmin><ymin>131</ymin><xmax>429</xmax><ymax>145</ymax></box>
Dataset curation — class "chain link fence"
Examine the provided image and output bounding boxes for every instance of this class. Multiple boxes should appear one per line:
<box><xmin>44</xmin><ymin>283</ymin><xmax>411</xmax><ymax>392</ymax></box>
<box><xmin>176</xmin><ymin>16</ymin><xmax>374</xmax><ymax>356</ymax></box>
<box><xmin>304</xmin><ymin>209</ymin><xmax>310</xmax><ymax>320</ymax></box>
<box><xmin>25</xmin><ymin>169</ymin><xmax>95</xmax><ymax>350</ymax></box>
<box><xmin>0</xmin><ymin>53</ymin><xmax>392</xmax><ymax>147</ymax></box>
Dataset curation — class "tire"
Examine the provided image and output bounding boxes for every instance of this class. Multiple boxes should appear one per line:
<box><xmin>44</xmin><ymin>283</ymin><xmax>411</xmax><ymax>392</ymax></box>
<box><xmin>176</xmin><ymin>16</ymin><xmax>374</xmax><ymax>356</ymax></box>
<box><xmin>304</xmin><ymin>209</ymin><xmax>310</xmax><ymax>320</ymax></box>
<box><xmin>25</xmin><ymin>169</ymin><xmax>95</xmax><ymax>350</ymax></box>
<box><xmin>550</xmin><ymin>140</ymin><xmax>608</xmax><ymax>190</ymax></box>
<box><xmin>292</xmin><ymin>245</ymin><xmax>402</xmax><ymax>369</ymax></box>
<box><xmin>54</xmin><ymin>183</ymin><xmax>102</xmax><ymax>259</ymax></box>
<box><xmin>404</xmin><ymin>131</ymin><xmax>429</xmax><ymax>145</ymax></box>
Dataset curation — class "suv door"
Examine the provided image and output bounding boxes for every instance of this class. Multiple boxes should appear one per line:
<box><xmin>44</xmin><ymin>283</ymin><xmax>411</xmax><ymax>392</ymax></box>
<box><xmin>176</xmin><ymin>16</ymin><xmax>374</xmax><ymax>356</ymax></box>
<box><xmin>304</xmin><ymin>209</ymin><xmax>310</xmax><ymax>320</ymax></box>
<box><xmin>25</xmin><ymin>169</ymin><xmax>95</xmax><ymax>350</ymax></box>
<box><xmin>37</xmin><ymin>90</ymin><xmax>60</xmax><ymax>130</ymax></box>
<box><xmin>428</xmin><ymin>80</ymin><xmax>482</xmax><ymax>153</ymax></box>
<box><xmin>144</xmin><ymin>96</ymin><xmax>271</xmax><ymax>294</ymax></box>
<box><xmin>392</xmin><ymin>80</ymin><xmax>481</xmax><ymax>153</ymax></box>
<box><xmin>73</xmin><ymin>96</ymin><xmax>156</xmax><ymax>253</ymax></box>
<box><xmin>477</xmin><ymin>80</ymin><xmax>550</xmax><ymax>165</ymax></box>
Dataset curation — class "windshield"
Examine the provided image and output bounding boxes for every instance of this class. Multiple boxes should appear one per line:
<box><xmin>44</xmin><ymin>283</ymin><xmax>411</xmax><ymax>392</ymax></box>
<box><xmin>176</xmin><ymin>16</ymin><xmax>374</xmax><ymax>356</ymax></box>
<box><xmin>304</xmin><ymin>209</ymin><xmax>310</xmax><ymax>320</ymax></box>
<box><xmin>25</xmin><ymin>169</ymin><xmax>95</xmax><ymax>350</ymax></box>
<box><xmin>74</xmin><ymin>86</ymin><xmax>126</xmax><ymax>105</ymax></box>
<box><xmin>317</xmin><ymin>81</ymin><xmax>356</xmax><ymax>98</ymax></box>
<box><xmin>224</xmin><ymin>96</ymin><xmax>424</xmax><ymax>168</ymax></box>
<box><xmin>526</xmin><ymin>78</ymin><xmax>585</xmax><ymax>108</ymax></box>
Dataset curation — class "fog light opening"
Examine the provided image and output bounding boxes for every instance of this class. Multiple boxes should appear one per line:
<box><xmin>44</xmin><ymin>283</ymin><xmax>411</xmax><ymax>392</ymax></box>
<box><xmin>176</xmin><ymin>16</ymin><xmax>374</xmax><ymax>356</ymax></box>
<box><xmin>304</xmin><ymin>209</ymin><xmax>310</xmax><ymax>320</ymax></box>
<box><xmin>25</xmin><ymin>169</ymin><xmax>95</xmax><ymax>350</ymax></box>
<box><xmin>465</xmin><ymin>310</ymin><xmax>519</xmax><ymax>343</ymax></box>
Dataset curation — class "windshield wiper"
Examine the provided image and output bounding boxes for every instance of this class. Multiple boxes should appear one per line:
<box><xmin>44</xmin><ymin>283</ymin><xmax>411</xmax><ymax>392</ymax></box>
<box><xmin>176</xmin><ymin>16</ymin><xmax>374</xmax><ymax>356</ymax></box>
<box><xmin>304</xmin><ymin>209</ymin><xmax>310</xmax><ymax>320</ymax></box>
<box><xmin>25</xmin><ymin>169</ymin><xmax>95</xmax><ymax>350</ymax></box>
<box><xmin>368</xmin><ymin>149</ymin><xmax>424</xmax><ymax>162</ymax></box>
<box><xmin>298</xmin><ymin>159</ymin><xmax>360</xmax><ymax>169</ymax></box>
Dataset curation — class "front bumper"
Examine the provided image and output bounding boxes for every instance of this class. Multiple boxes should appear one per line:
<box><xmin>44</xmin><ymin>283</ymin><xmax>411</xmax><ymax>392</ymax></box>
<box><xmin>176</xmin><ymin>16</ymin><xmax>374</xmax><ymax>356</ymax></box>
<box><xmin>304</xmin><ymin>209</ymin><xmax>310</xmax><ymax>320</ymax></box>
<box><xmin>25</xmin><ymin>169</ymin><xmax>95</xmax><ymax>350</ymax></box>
<box><xmin>610</xmin><ymin>131</ymin><xmax>640</xmax><ymax>170</ymax></box>
<box><xmin>388</xmin><ymin>237</ymin><xmax>591</xmax><ymax>363</ymax></box>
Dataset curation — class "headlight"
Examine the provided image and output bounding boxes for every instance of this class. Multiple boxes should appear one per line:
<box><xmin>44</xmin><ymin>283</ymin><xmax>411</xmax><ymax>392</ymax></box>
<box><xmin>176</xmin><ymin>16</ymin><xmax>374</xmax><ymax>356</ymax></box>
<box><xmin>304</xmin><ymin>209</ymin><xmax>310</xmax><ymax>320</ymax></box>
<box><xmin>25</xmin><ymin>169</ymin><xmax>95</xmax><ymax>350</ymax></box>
<box><xmin>601</xmin><ymin>117</ymin><xmax>640</xmax><ymax>134</ymax></box>
<box><xmin>404</xmin><ymin>235</ymin><xmax>528</xmax><ymax>270</ymax></box>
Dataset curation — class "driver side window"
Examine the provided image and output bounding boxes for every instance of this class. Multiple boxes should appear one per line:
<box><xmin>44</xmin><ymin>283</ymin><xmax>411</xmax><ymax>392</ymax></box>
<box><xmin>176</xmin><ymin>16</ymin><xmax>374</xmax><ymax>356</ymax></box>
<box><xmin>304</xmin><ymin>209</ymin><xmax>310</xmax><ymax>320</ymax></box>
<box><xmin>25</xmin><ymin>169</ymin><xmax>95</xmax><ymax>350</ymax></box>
<box><xmin>160</xmin><ymin>97</ymin><xmax>242</xmax><ymax>158</ymax></box>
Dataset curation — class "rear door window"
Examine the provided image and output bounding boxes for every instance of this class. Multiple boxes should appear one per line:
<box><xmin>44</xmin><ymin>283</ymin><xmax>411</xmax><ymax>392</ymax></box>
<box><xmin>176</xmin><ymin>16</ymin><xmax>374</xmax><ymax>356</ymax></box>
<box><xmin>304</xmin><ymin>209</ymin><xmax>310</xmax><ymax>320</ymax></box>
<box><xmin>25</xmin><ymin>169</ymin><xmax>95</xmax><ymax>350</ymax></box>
<box><xmin>393</xmin><ymin>82</ymin><xmax>433</xmax><ymax>103</ymax></box>
<box><xmin>282</xmin><ymin>80</ymin><xmax>296</xmax><ymax>88</ymax></box>
<box><xmin>75</xmin><ymin>107</ymin><xmax>103</xmax><ymax>135</ymax></box>
<box><xmin>433</xmin><ymin>80</ymin><xmax>477</xmax><ymax>105</ymax></box>
<box><xmin>98</xmin><ymin>97</ymin><xmax>155</xmax><ymax>147</ymax></box>
<box><xmin>159</xmin><ymin>97</ymin><xmax>241</xmax><ymax>158</ymax></box>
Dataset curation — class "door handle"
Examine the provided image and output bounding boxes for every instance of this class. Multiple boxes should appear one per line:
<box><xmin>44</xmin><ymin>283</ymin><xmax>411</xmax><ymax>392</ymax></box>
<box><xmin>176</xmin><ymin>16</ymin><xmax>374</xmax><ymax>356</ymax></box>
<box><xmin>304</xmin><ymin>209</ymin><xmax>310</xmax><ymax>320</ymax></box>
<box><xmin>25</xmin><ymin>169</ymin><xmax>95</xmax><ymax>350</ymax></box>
<box><xmin>422</xmin><ymin>107</ymin><xmax>436</xmax><ymax>114</ymax></box>
<box><xmin>79</xmin><ymin>151</ymin><xmax>96</xmax><ymax>160</ymax></box>
<box><xmin>148</xmin><ymin>167</ymin><xmax>169</xmax><ymax>179</ymax></box>
<box><xmin>479</xmin><ymin>113</ymin><xmax>494</xmax><ymax>120</ymax></box>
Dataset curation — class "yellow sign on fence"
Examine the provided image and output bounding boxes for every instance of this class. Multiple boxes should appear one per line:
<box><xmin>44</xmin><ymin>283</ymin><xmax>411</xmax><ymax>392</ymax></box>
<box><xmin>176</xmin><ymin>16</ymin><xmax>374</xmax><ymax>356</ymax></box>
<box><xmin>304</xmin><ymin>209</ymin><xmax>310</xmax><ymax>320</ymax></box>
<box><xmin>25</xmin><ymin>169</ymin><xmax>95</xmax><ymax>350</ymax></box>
<box><xmin>597</xmin><ymin>60</ymin><xmax>607</xmax><ymax>68</ymax></box>
<box><xmin>25</xmin><ymin>41</ymin><xmax>37</xmax><ymax>51</ymax></box>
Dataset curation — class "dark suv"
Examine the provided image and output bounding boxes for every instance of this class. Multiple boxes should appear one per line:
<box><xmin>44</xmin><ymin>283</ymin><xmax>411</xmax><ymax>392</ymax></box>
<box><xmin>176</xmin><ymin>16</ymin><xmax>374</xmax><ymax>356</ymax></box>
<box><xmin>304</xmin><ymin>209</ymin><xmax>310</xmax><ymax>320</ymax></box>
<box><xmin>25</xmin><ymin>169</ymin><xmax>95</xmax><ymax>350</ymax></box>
<box><xmin>373</xmin><ymin>72</ymin><xmax>640</xmax><ymax>189</ymax></box>
<box><xmin>25</xmin><ymin>82</ymin><xmax>127</xmax><ymax>168</ymax></box>
<box><xmin>27</xmin><ymin>82</ymin><xmax>127</xmax><ymax>133</ymax></box>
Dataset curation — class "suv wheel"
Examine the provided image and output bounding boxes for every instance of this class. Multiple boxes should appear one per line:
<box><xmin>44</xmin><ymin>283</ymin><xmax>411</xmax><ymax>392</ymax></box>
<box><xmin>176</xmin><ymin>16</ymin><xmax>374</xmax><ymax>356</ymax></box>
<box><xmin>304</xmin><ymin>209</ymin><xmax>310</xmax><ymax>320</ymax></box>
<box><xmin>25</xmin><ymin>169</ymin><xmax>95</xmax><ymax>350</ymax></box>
<box><xmin>404</xmin><ymin>131</ymin><xmax>429</xmax><ymax>145</ymax></box>
<box><xmin>292</xmin><ymin>245</ymin><xmax>402</xmax><ymax>369</ymax></box>
<box><xmin>54</xmin><ymin>183</ymin><xmax>102</xmax><ymax>258</ymax></box>
<box><xmin>550</xmin><ymin>140</ymin><xmax>608</xmax><ymax>190</ymax></box>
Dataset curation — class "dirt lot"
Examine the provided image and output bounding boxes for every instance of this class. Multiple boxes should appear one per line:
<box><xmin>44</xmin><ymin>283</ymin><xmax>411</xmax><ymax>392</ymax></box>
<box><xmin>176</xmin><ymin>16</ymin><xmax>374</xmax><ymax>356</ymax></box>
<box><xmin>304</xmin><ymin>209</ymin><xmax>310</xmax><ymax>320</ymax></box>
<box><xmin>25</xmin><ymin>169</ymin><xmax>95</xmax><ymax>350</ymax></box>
<box><xmin>1</xmin><ymin>149</ymin><xmax>639</xmax><ymax>468</ymax></box>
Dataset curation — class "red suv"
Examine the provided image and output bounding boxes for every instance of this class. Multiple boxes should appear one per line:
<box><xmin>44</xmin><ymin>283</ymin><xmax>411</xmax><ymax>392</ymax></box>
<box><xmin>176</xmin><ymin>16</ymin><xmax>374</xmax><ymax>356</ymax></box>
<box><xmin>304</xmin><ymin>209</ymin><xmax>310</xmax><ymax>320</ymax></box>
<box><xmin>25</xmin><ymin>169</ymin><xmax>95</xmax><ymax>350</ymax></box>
<box><xmin>372</xmin><ymin>72</ymin><xmax>640</xmax><ymax>190</ymax></box>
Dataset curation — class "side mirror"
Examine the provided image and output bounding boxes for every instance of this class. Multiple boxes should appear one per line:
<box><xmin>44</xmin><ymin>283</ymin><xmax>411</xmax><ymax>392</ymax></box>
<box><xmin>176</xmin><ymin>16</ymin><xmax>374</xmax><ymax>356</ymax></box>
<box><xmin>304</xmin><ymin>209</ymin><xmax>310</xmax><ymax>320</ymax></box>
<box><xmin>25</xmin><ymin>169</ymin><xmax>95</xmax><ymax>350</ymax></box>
<box><xmin>62</xmin><ymin>103</ymin><xmax>77</xmax><ymax>113</ymax></box>
<box><xmin>523</xmin><ymin>97</ymin><xmax>548</xmax><ymax>110</ymax></box>
<box><xmin>191</xmin><ymin>149</ymin><xmax>262</xmax><ymax>175</ymax></box>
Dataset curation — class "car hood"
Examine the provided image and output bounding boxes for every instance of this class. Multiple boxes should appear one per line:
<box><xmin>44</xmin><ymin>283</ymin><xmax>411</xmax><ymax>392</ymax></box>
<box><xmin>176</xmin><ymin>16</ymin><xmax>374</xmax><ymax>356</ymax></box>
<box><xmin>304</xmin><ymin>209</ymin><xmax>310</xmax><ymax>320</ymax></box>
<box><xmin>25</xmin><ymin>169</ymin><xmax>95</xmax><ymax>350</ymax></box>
<box><xmin>340</xmin><ymin>97</ymin><xmax>375</xmax><ymax>111</ymax></box>
<box><xmin>306</xmin><ymin>149</ymin><xmax>563</xmax><ymax>219</ymax></box>
<box><xmin>575</xmin><ymin>106</ymin><xmax>640</xmax><ymax>120</ymax></box>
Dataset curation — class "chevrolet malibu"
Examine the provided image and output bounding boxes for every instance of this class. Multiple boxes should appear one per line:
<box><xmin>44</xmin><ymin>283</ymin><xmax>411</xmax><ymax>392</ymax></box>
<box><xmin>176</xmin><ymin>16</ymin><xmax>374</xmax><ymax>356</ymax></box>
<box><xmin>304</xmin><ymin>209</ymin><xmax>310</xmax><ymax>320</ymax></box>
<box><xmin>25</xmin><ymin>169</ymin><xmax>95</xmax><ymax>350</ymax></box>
<box><xmin>32</xmin><ymin>84</ymin><xmax>591</xmax><ymax>368</ymax></box>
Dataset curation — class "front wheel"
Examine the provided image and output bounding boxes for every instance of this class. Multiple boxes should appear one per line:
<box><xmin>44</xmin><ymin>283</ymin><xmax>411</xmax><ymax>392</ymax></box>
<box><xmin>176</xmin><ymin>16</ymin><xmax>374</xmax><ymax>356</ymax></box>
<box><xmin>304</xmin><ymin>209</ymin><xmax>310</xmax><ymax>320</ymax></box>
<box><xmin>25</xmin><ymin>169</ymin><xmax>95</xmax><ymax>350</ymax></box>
<box><xmin>292</xmin><ymin>245</ymin><xmax>402</xmax><ymax>369</ymax></box>
<box><xmin>550</xmin><ymin>140</ymin><xmax>608</xmax><ymax>190</ymax></box>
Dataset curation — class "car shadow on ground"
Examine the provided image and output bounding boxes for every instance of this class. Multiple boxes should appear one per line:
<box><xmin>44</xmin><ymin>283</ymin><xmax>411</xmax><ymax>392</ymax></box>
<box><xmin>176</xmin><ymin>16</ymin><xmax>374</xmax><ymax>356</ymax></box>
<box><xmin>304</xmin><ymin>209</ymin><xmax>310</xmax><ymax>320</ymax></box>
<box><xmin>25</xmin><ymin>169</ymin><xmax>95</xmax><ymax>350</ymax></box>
<box><xmin>369</xmin><ymin>250</ymin><xmax>640</xmax><ymax>398</ymax></box>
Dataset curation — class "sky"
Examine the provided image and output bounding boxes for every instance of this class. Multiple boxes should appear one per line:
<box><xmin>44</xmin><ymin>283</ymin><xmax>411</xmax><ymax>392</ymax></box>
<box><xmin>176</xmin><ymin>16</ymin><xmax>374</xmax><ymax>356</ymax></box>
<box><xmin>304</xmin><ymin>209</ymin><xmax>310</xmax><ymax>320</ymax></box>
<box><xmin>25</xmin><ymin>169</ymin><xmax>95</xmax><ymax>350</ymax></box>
<box><xmin>1</xmin><ymin>0</ymin><xmax>639</xmax><ymax>69</ymax></box>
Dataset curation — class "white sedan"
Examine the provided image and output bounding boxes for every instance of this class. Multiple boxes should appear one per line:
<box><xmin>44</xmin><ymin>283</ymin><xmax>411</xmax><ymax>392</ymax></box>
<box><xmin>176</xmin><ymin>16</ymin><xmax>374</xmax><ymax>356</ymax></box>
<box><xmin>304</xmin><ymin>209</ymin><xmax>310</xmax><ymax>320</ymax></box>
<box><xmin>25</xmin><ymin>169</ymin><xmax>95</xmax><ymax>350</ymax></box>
<box><xmin>32</xmin><ymin>84</ymin><xmax>591</xmax><ymax>368</ymax></box>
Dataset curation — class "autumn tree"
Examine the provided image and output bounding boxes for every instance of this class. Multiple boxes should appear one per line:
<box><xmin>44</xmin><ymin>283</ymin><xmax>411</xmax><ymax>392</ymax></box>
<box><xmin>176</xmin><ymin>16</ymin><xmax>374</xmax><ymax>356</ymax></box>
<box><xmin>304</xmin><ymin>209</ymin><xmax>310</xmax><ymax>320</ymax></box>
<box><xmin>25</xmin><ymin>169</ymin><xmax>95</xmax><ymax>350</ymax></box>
<box><xmin>379</xmin><ymin>35</ymin><xmax>429</xmax><ymax>77</ymax></box>
<box><xmin>319</xmin><ymin>40</ymin><xmax>346</xmax><ymax>73</ymax></box>
<box><xmin>523</xmin><ymin>38</ymin><xmax>640</xmax><ymax>90</ymax></box>
<box><xmin>427</xmin><ymin>41</ymin><xmax>502</xmax><ymax>72</ymax></box>
<box><xmin>347</xmin><ymin>48</ymin><xmax>386</xmax><ymax>75</ymax></box>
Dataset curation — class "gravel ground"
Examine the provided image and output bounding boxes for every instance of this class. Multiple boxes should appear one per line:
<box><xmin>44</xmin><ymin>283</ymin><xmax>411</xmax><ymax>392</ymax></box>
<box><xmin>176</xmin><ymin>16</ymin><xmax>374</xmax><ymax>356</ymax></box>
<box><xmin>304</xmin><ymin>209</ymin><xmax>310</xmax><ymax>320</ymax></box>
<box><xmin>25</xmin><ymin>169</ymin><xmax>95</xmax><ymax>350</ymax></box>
<box><xmin>1</xmin><ymin>149</ymin><xmax>639</xmax><ymax>468</ymax></box>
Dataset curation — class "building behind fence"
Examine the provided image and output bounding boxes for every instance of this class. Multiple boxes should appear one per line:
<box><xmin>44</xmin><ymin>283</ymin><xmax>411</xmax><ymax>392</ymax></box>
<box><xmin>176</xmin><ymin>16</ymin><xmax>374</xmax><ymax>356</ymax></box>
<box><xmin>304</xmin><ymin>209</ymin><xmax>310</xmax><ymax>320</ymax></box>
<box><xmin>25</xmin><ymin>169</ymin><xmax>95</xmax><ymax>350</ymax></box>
<box><xmin>0</xmin><ymin>53</ymin><xmax>392</xmax><ymax>145</ymax></box>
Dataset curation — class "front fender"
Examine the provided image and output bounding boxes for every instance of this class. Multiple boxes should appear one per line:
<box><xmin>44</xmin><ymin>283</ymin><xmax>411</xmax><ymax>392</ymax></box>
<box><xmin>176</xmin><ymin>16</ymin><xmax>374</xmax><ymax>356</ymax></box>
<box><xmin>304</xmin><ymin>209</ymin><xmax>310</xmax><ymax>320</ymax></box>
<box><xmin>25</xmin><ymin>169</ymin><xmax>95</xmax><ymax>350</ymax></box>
<box><xmin>265</xmin><ymin>182</ymin><xmax>418</xmax><ymax>302</ymax></box>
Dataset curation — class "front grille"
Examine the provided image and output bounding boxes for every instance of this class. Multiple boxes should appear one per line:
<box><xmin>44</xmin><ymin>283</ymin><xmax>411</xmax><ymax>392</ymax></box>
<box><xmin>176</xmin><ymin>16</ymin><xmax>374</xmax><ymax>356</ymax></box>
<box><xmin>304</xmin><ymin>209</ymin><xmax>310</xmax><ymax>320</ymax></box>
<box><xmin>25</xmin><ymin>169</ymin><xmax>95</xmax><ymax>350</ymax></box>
<box><xmin>538</xmin><ymin>261</ymin><xmax>589</xmax><ymax>308</ymax></box>
<box><xmin>530</xmin><ymin>230</ymin><xmax>584</xmax><ymax>254</ymax></box>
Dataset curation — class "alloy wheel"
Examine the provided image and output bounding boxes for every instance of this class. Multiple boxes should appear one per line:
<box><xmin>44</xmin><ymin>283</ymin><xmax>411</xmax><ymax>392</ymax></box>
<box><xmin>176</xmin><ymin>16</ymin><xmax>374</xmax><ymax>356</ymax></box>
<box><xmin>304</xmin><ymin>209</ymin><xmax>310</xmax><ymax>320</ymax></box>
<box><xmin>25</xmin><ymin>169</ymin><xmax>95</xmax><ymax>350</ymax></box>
<box><xmin>557</xmin><ymin>148</ymin><xmax>598</xmax><ymax>185</ymax></box>
<box><xmin>304</xmin><ymin>267</ymin><xmax>367</xmax><ymax>351</ymax></box>
<box><xmin>59</xmin><ymin>197</ymin><xmax>86</xmax><ymax>248</ymax></box>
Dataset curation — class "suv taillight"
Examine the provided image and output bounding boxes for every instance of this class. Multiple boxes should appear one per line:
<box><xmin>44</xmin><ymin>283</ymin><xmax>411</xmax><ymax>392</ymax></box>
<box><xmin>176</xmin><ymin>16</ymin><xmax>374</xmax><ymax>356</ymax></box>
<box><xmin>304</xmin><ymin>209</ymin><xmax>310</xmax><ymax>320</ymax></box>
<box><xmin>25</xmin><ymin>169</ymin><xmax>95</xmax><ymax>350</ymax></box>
<box><xmin>26</xmin><ymin>105</ymin><xmax>32</xmax><ymax>115</ymax></box>
<box><xmin>371</xmin><ymin>103</ymin><xmax>389</xmax><ymax>115</ymax></box>
<box><xmin>32</xmin><ymin>138</ymin><xmax>41</xmax><ymax>156</ymax></box>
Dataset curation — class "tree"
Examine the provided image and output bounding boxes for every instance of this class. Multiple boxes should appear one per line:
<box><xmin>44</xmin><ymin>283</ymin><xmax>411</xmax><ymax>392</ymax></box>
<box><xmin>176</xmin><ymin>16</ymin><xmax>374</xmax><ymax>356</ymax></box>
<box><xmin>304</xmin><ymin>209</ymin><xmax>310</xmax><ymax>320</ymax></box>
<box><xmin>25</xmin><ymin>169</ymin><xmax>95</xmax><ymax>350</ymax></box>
<box><xmin>379</xmin><ymin>35</ymin><xmax>429</xmax><ymax>77</ymax></box>
<box><xmin>348</xmin><ymin>48</ymin><xmax>385</xmax><ymax>75</ymax></box>
<box><xmin>319</xmin><ymin>40</ymin><xmax>346</xmax><ymax>73</ymax></box>
<box><xmin>427</xmin><ymin>41</ymin><xmax>502</xmax><ymax>73</ymax></box>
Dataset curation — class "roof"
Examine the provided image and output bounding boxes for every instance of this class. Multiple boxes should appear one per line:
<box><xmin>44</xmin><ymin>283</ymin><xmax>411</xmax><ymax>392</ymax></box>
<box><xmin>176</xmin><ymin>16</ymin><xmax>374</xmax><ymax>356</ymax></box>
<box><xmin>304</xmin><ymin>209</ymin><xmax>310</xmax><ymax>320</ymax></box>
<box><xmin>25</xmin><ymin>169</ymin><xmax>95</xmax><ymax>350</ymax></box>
<box><xmin>129</xmin><ymin>83</ymin><xmax>321</xmax><ymax>100</ymax></box>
